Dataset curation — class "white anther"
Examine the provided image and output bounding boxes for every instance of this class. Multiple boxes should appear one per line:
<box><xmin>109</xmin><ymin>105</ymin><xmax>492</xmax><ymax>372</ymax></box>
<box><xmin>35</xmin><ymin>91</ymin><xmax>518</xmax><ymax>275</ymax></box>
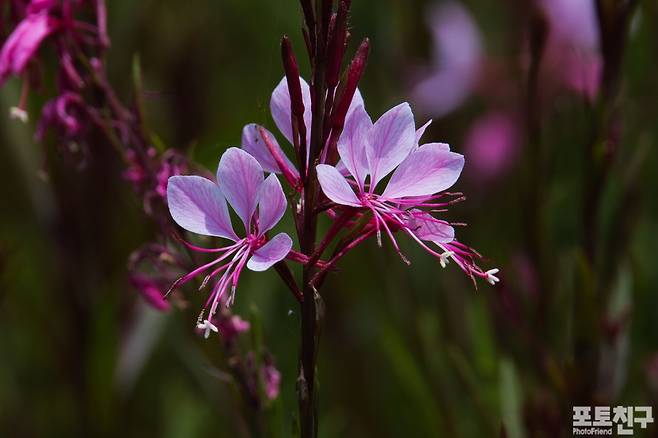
<box><xmin>9</xmin><ymin>107</ymin><xmax>28</xmax><ymax>123</ymax></box>
<box><xmin>196</xmin><ymin>319</ymin><xmax>218</xmax><ymax>339</ymax></box>
<box><xmin>485</xmin><ymin>268</ymin><xmax>500</xmax><ymax>285</ymax></box>
<box><xmin>439</xmin><ymin>251</ymin><xmax>454</xmax><ymax>268</ymax></box>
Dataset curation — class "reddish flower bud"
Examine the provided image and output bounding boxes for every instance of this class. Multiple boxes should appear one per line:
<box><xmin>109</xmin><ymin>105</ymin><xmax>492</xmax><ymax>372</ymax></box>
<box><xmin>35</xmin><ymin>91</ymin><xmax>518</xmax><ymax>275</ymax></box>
<box><xmin>320</xmin><ymin>0</ymin><xmax>334</xmax><ymax>40</ymax></box>
<box><xmin>326</xmin><ymin>38</ymin><xmax>369</xmax><ymax>156</ymax></box>
<box><xmin>281</xmin><ymin>36</ymin><xmax>308</xmax><ymax>169</ymax></box>
<box><xmin>300</xmin><ymin>0</ymin><xmax>316</xmax><ymax>35</ymax></box>
<box><xmin>326</xmin><ymin>1</ymin><xmax>350</xmax><ymax>88</ymax></box>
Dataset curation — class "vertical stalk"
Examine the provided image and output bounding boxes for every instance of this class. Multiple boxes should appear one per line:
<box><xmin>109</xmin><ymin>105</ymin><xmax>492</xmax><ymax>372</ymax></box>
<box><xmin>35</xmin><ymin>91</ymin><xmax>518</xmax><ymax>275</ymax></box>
<box><xmin>298</xmin><ymin>2</ymin><xmax>328</xmax><ymax>435</ymax></box>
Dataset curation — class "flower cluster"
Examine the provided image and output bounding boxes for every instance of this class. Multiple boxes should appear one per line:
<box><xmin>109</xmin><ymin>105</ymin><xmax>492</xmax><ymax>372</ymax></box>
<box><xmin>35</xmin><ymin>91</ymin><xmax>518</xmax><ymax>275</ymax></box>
<box><xmin>0</xmin><ymin>0</ymin><xmax>501</xmax><ymax>427</ymax></box>
<box><xmin>164</xmin><ymin>74</ymin><xmax>499</xmax><ymax>335</ymax></box>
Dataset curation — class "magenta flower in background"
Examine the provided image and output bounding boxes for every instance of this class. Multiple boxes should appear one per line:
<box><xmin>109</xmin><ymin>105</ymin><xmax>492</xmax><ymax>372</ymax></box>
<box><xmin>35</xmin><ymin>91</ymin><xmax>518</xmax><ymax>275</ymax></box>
<box><xmin>0</xmin><ymin>9</ymin><xmax>58</xmax><ymax>85</ymax></box>
<box><xmin>411</xmin><ymin>2</ymin><xmax>483</xmax><ymax>117</ymax></box>
<box><xmin>464</xmin><ymin>111</ymin><xmax>519</xmax><ymax>181</ymax></box>
<box><xmin>217</xmin><ymin>314</ymin><xmax>251</xmax><ymax>342</ymax></box>
<box><xmin>129</xmin><ymin>274</ymin><xmax>171</xmax><ymax>312</ymax></box>
<box><xmin>167</xmin><ymin>147</ymin><xmax>292</xmax><ymax>337</ymax></box>
<box><xmin>541</xmin><ymin>0</ymin><xmax>599</xmax><ymax>51</ymax></box>
<box><xmin>261</xmin><ymin>362</ymin><xmax>281</xmax><ymax>401</ymax></box>
<box><xmin>539</xmin><ymin>0</ymin><xmax>602</xmax><ymax>98</ymax></box>
<box><xmin>241</xmin><ymin>76</ymin><xmax>363</xmax><ymax>185</ymax></box>
<box><xmin>35</xmin><ymin>92</ymin><xmax>85</xmax><ymax>140</ymax></box>
<box><xmin>316</xmin><ymin>101</ymin><xmax>498</xmax><ymax>284</ymax></box>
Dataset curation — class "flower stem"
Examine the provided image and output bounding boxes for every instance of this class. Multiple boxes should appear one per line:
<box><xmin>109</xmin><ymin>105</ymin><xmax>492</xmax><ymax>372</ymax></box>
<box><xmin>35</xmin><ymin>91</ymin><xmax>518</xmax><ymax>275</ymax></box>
<box><xmin>297</xmin><ymin>1</ymin><xmax>330</xmax><ymax>434</ymax></box>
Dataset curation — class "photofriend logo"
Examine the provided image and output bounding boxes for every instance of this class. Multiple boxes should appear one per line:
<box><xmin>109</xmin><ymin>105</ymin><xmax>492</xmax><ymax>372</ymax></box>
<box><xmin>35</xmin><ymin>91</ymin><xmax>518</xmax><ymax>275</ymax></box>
<box><xmin>572</xmin><ymin>406</ymin><xmax>654</xmax><ymax>436</ymax></box>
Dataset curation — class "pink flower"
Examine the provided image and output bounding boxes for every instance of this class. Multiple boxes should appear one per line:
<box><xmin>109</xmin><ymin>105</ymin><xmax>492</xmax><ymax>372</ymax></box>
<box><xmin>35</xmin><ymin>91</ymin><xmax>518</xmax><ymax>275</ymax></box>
<box><xmin>316</xmin><ymin>101</ymin><xmax>498</xmax><ymax>284</ymax></box>
<box><xmin>261</xmin><ymin>362</ymin><xmax>281</xmax><ymax>401</ymax></box>
<box><xmin>167</xmin><ymin>148</ymin><xmax>293</xmax><ymax>337</ymax></box>
<box><xmin>35</xmin><ymin>92</ymin><xmax>85</xmax><ymax>140</ymax></box>
<box><xmin>155</xmin><ymin>150</ymin><xmax>186</xmax><ymax>198</ymax></box>
<box><xmin>411</xmin><ymin>2</ymin><xmax>483</xmax><ymax>117</ymax></box>
<box><xmin>218</xmin><ymin>314</ymin><xmax>250</xmax><ymax>339</ymax></box>
<box><xmin>464</xmin><ymin>111</ymin><xmax>519</xmax><ymax>181</ymax></box>
<box><xmin>0</xmin><ymin>10</ymin><xmax>58</xmax><ymax>85</ymax></box>
<box><xmin>540</xmin><ymin>0</ymin><xmax>602</xmax><ymax>98</ymax></box>
<box><xmin>541</xmin><ymin>0</ymin><xmax>599</xmax><ymax>51</ymax></box>
<box><xmin>241</xmin><ymin>76</ymin><xmax>363</xmax><ymax>186</ymax></box>
<box><xmin>129</xmin><ymin>274</ymin><xmax>171</xmax><ymax>312</ymax></box>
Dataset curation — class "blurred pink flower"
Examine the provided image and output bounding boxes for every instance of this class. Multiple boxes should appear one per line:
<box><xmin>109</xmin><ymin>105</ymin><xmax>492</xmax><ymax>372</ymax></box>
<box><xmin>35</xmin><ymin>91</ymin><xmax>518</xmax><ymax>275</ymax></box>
<box><xmin>540</xmin><ymin>0</ymin><xmax>602</xmax><ymax>98</ymax></box>
<box><xmin>261</xmin><ymin>362</ymin><xmax>281</xmax><ymax>401</ymax></box>
<box><xmin>541</xmin><ymin>0</ymin><xmax>599</xmax><ymax>50</ymax></box>
<box><xmin>411</xmin><ymin>2</ymin><xmax>483</xmax><ymax>117</ymax></box>
<box><xmin>129</xmin><ymin>274</ymin><xmax>171</xmax><ymax>312</ymax></box>
<box><xmin>216</xmin><ymin>314</ymin><xmax>250</xmax><ymax>343</ymax></box>
<box><xmin>0</xmin><ymin>10</ymin><xmax>58</xmax><ymax>85</ymax></box>
<box><xmin>27</xmin><ymin>0</ymin><xmax>59</xmax><ymax>14</ymax></box>
<box><xmin>464</xmin><ymin>111</ymin><xmax>519</xmax><ymax>181</ymax></box>
<box><xmin>35</xmin><ymin>92</ymin><xmax>84</xmax><ymax>140</ymax></box>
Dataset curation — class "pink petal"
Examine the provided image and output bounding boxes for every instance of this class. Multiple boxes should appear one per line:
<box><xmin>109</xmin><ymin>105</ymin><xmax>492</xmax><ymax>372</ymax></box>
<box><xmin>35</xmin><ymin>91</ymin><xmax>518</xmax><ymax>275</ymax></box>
<box><xmin>217</xmin><ymin>148</ymin><xmax>264</xmax><ymax>230</ymax></box>
<box><xmin>366</xmin><ymin>102</ymin><xmax>416</xmax><ymax>189</ymax></box>
<box><xmin>382</xmin><ymin>143</ymin><xmax>463</xmax><ymax>199</ymax></box>
<box><xmin>415</xmin><ymin>119</ymin><xmax>433</xmax><ymax>145</ymax></box>
<box><xmin>262</xmin><ymin>363</ymin><xmax>281</xmax><ymax>400</ymax></box>
<box><xmin>316</xmin><ymin>164</ymin><xmax>362</xmax><ymax>207</ymax></box>
<box><xmin>167</xmin><ymin>175</ymin><xmax>238</xmax><ymax>240</ymax></box>
<box><xmin>257</xmin><ymin>174</ymin><xmax>287</xmax><ymax>235</ymax></box>
<box><xmin>406</xmin><ymin>211</ymin><xmax>454</xmax><ymax>243</ymax></box>
<box><xmin>337</xmin><ymin>104</ymin><xmax>372</xmax><ymax>188</ymax></box>
<box><xmin>270</xmin><ymin>76</ymin><xmax>312</xmax><ymax>146</ymax></box>
<box><xmin>0</xmin><ymin>12</ymin><xmax>58</xmax><ymax>84</ymax></box>
<box><xmin>247</xmin><ymin>233</ymin><xmax>293</xmax><ymax>272</ymax></box>
<box><xmin>241</xmin><ymin>123</ymin><xmax>298</xmax><ymax>177</ymax></box>
<box><xmin>346</xmin><ymin>88</ymin><xmax>364</xmax><ymax>119</ymax></box>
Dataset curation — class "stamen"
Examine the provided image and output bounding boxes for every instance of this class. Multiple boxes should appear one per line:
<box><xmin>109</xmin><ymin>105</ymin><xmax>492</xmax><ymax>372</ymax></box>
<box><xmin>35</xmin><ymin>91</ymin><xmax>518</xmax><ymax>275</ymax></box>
<box><xmin>485</xmin><ymin>268</ymin><xmax>500</xmax><ymax>285</ymax></box>
<box><xmin>9</xmin><ymin>107</ymin><xmax>28</xmax><ymax>123</ymax></box>
<box><xmin>375</xmin><ymin>209</ymin><xmax>410</xmax><ymax>265</ymax></box>
<box><xmin>165</xmin><ymin>245</ymin><xmax>241</xmax><ymax>297</ymax></box>
<box><xmin>196</xmin><ymin>319</ymin><xmax>219</xmax><ymax>339</ymax></box>
<box><xmin>227</xmin><ymin>286</ymin><xmax>237</xmax><ymax>307</ymax></box>
<box><xmin>175</xmin><ymin>234</ymin><xmax>244</xmax><ymax>253</ymax></box>
<box><xmin>439</xmin><ymin>251</ymin><xmax>454</xmax><ymax>268</ymax></box>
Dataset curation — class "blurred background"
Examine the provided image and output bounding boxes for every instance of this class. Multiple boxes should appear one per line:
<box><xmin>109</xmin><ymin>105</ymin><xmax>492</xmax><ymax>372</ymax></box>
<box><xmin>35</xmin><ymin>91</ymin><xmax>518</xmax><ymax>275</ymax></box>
<box><xmin>1</xmin><ymin>0</ymin><xmax>658</xmax><ymax>436</ymax></box>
